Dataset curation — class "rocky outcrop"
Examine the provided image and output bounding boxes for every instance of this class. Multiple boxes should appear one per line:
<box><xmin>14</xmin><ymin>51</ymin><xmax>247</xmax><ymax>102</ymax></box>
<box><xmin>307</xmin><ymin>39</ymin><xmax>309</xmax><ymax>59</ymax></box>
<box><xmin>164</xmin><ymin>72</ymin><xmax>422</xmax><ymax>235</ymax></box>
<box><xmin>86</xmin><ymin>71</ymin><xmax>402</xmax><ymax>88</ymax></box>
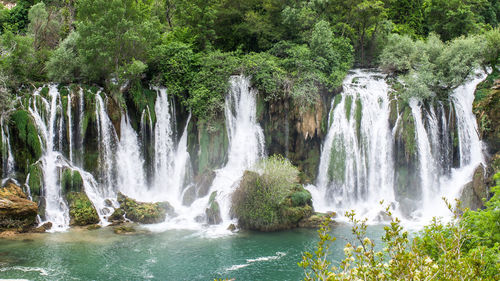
<box><xmin>66</xmin><ymin>192</ymin><xmax>99</xmax><ymax>226</ymax></box>
<box><xmin>205</xmin><ymin>191</ymin><xmax>222</xmax><ymax>225</ymax></box>
<box><xmin>258</xmin><ymin>91</ymin><xmax>332</xmax><ymax>182</ymax></box>
<box><xmin>460</xmin><ymin>164</ymin><xmax>488</xmax><ymax>210</ymax></box>
<box><xmin>0</xmin><ymin>181</ymin><xmax>38</xmax><ymax>230</ymax></box>
<box><xmin>117</xmin><ymin>193</ymin><xmax>175</xmax><ymax>224</ymax></box>
<box><xmin>474</xmin><ymin>74</ymin><xmax>500</xmax><ymax>153</ymax></box>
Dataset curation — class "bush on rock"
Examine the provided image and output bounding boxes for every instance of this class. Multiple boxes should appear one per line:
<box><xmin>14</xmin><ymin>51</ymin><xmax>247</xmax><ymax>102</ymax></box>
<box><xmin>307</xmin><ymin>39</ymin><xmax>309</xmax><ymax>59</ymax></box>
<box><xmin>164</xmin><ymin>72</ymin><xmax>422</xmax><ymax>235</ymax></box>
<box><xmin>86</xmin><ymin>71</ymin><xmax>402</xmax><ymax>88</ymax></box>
<box><xmin>232</xmin><ymin>155</ymin><xmax>313</xmax><ymax>231</ymax></box>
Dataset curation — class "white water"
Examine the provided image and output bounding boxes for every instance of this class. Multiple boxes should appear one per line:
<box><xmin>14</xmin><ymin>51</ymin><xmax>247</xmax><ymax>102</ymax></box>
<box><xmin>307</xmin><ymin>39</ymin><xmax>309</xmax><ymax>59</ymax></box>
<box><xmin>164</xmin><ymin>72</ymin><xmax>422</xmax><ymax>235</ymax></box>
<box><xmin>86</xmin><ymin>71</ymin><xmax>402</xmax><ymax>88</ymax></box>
<box><xmin>29</xmin><ymin>86</ymin><xmax>70</xmax><ymax>231</ymax></box>
<box><xmin>1</xmin><ymin>116</ymin><xmax>15</xmax><ymax>179</ymax></box>
<box><xmin>95</xmin><ymin>94</ymin><xmax>118</xmax><ymax>197</ymax></box>
<box><xmin>116</xmin><ymin>115</ymin><xmax>146</xmax><ymax>200</ymax></box>
<box><xmin>310</xmin><ymin>69</ymin><xmax>487</xmax><ymax>224</ymax></box>
<box><xmin>147</xmin><ymin>76</ymin><xmax>265</xmax><ymax>236</ymax></box>
<box><xmin>210</xmin><ymin>75</ymin><xmax>266</xmax><ymax>224</ymax></box>
<box><xmin>67</xmin><ymin>94</ymin><xmax>73</xmax><ymax>163</ymax></box>
<box><xmin>313</xmin><ymin>70</ymin><xmax>395</xmax><ymax>220</ymax></box>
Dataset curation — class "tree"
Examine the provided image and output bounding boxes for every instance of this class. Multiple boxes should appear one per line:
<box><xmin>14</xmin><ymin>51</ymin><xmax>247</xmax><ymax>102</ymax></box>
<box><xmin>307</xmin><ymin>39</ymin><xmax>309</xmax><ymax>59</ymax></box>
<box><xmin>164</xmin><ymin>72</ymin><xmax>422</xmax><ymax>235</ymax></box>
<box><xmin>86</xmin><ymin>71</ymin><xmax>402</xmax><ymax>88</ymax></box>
<box><xmin>46</xmin><ymin>31</ymin><xmax>80</xmax><ymax>83</ymax></box>
<box><xmin>76</xmin><ymin>0</ymin><xmax>161</xmax><ymax>84</ymax></box>
<box><xmin>424</xmin><ymin>0</ymin><xmax>480</xmax><ymax>41</ymax></box>
<box><xmin>28</xmin><ymin>2</ymin><xmax>61</xmax><ymax>50</ymax></box>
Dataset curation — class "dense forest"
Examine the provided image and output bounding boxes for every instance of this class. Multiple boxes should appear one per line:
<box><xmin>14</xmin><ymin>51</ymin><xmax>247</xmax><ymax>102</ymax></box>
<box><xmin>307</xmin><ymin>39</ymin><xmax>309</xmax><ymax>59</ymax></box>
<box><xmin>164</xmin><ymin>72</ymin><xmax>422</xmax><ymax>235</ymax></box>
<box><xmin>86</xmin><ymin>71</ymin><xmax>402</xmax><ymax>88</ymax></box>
<box><xmin>0</xmin><ymin>1</ymin><xmax>500</xmax><ymax>280</ymax></box>
<box><xmin>1</xmin><ymin>0</ymin><xmax>499</xmax><ymax>121</ymax></box>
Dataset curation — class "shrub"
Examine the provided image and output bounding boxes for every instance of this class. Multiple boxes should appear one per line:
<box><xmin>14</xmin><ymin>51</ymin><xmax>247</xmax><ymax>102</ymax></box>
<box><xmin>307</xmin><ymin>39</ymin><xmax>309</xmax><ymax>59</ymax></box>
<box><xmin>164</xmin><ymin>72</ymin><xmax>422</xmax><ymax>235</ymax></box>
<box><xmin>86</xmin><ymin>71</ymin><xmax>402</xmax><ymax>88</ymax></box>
<box><xmin>232</xmin><ymin>155</ymin><xmax>312</xmax><ymax>231</ymax></box>
<box><xmin>299</xmin><ymin>200</ymin><xmax>500</xmax><ymax>280</ymax></box>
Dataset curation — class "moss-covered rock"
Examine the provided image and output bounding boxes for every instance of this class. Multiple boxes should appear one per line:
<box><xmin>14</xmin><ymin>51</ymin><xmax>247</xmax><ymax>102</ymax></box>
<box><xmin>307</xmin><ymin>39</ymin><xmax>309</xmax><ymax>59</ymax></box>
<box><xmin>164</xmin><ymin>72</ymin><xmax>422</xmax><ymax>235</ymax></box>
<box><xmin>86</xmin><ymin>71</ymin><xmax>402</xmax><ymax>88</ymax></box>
<box><xmin>232</xmin><ymin>156</ymin><xmax>314</xmax><ymax>232</ymax></box>
<box><xmin>205</xmin><ymin>191</ymin><xmax>222</xmax><ymax>225</ymax></box>
<box><xmin>8</xmin><ymin>110</ymin><xmax>42</xmax><ymax>175</ymax></box>
<box><xmin>109</xmin><ymin>208</ymin><xmax>125</xmax><ymax>222</ymax></box>
<box><xmin>113</xmin><ymin>224</ymin><xmax>136</xmax><ymax>234</ymax></box>
<box><xmin>66</xmin><ymin>192</ymin><xmax>99</xmax><ymax>226</ymax></box>
<box><xmin>117</xmin><ymin>193</ymin><xmax>175</xmax><ymax>224</ymax></box>
<box><xmin>61</xmin><ymin>168</ymin><xmax>84</xmax><ymax>194</ymax></box>
<box><xmin>0</xmin><ymin>181</ymin><xmax>38</xmax><ymax>230</ymax></box>
<box><xmin>27</xmin><ymin>163</ymin><xmax>43</xmax><ymax>200</ymax></box>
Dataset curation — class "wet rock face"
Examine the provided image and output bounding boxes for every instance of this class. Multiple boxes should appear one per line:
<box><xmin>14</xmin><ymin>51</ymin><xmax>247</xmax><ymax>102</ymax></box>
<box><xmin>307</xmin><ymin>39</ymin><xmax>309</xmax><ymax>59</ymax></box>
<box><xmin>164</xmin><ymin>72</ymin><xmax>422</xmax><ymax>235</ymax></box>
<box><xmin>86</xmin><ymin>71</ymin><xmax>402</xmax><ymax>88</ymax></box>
<box><xmin>205</xmin><ymin>191</ymin><xmax>222</xmax><ymax>225</ymax></box>
<box><xmin>258</xmin><ymin>97</ymin><xmax>327</xmax><ymax>182</ymax></box>
<box><xmin>460</xmin><ymin>164</ymin><xmax>488</xmax><ymax>210</ymax></box>
<box><xmin>474</xmin><ymin>75</ymin><xmax>500</xmax><ymax>153</ymax></box>
<box><xmin>117</xmin><ymin>193</ymin><xmax>175</xmax><ymax>224</ymax></box>
<box><xmin>0</xmin><ymin>181</ymin><xmax>38</xmax><ymax>230</ymax></box>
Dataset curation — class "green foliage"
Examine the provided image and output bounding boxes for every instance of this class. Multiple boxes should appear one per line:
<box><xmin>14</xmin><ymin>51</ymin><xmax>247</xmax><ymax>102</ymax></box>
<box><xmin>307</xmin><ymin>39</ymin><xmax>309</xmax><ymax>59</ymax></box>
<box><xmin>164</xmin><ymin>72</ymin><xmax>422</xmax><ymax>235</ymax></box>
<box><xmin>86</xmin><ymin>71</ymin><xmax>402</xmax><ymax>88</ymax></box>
<box><xmin>76</xmin><ymin>0</ymin><xmax>160</xmax><ymax>83</ymax></box>
<box><xmin>187</xmin><ymin>50</ymin><xmax>240</xmax><ymax>120</ymax></box>
<box><xmin>232</xmin><ymin>155</ymin><xmax>313</xmax><ymax>231</ymax></box>
<box><xmin>61</xmin><ymin>168</ymin><xmax>83</xmax><ymax>194</ymax></box>
<box><xmin>149</xmin><ymin>40</ymin><xmax>195</xmax><ymax>99</ymax></box>
<box><xmin>46</xmin><ymin>31</ymin><xmax>80</xmax><ymax>83</ymax></box>
<box><xmin>0</xmin><ymin>30</ymin><xmax>38</xmax><ymax>87</ymax></box>
<box><xmin>424</xmin><ymin>0</ymin><xmax>481</xmax><ymax>42</ymax></box>
<box><xmin>482</xmin><ymin>27</ymin><xmax>500</xmax><ymax>69</ymax></box>
<box><xmin>27</xmin><ymin>163</ymin><xmax>43</xmax><ymax>198</ymax></box>
<box><xmin>28</xmin><ymin>2</ymin><xmax>61</xmax><ymax>50</ymax></box>
<box><xmin>462</xmin><ymin>176</ymin><xmax>500</xmax><ymax>250</ymax></box>
<box><xmin>66</xmin><ymin>192</ymin><xmax>99</xmax><ymax>226</ymax></box>
<box><xmin>380</xmin><ymin>33</ymin><xmax>485</xmax><ymax>102</ymax></box>
<box><xmin>9</xmin><ymin>110</ymin><xmax>42</xmax><ymax>172</ymax></box>
<box><xmin>300</xmin><ymin>202</ymin><xmax>500</xmax><ymax>280</ymax></box>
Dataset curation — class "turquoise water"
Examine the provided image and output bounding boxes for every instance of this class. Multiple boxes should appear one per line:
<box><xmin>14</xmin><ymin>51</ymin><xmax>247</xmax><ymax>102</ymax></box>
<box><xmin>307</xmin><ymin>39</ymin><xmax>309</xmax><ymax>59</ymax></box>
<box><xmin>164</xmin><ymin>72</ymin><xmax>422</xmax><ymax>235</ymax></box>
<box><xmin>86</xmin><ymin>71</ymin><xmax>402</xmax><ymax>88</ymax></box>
<box><xmin>0</xmin><ymin>225</ymin><xmax>385</xmax><ymax>280</ymax></box>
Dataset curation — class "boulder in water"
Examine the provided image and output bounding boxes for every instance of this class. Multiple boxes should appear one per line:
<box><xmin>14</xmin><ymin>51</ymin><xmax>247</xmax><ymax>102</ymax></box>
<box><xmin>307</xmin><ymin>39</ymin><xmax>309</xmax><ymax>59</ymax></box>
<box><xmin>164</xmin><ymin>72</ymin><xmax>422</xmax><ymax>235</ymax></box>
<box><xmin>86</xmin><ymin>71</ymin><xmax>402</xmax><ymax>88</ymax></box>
<box><xmin>66</xmin><ymin>192</ymin><xmax>100</xmax><ymax>226</ymax></box>
<box><xmin>205</xmin><ymin>191</ymin><xmax>222</xmax><ymax>225</ymax></box>
<box><xmin>0</xmin><ymin>181</ymin><xmax>38</xmax><ymax>231</ymax></box>
<box><xmin>32</xmin><ymin>222</ymin><xmax>53</xmax><ymax>233</ymax></box>
<box><xmin>117</xmin><ymin>193</ymin><xmax>175</xmax><ymax>224</ymax></box>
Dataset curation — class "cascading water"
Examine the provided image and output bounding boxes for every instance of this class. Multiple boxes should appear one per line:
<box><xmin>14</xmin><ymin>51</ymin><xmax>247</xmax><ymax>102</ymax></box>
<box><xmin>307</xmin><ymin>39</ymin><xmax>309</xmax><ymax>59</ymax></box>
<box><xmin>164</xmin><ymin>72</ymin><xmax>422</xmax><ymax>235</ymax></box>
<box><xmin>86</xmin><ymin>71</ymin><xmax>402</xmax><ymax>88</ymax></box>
<box><xmin>1</xmin><ymin>116</ymin><xmax>15</xmax><ymax>180</ymax></box>
<box><xmin>206</xmin><ymin>75</ymin><xmax>265</xmax><ymax>224</ymax></box>
<box><xmin>148</xmin><ymin>75</ymin><xmax>265</xmax><ymax>234</ymax></box>
<box><xmin>310</xmin><ymin>69</ymin><xmax>487</xmax><ymax>224</ymax></box>
<box><xmin>116</xmin><ymin>115</ymin><xmax>147</xmax><ymax>200</ymax></box>
<box><xmin>95</xmin><ymin>94</ymin><xmax>118</xmax><ymax>197</ymax></box>
<box><xmin>28</xmin><ymin>86</ymin><xmax>71</xmax><ymax>230</ymax></box>
<box><xmin>313</xmin><ymin>70</ymin><xmax>395</xmax><ymax>219</ymax></box>
<box><xmin>25</xmin><ymin>86</ymin><xmax>121</xmax><ymax>230</ymax></box>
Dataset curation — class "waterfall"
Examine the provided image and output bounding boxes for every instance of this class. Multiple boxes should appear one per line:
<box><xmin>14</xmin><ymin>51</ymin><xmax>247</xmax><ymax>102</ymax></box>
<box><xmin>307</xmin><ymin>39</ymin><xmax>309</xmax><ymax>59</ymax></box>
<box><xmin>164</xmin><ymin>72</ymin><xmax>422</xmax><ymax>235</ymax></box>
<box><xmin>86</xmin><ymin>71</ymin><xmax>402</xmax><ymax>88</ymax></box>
<box><xmin>67</xmin><ymin>94</ymin><xmax>73</xmax><ymax>163</ymax></box>
<box><xmin>29</xmin><ymin>86</ymin><xmax>70</xmax><ymax>231</ymax></box>
<box><xmin>313</xmin><ymin>70</ymin><xmax>395</xmax><ymax>219</ymax></box>
<box><xmin>116</xmin><ymin>88</ymin><xmax>192</xmax><ymax>206</ymax></box>
<box><xmin>210</xmin><ymin>75</ymin><xmax>266</xmax><ymax>223</ymax></box>
<box><xmin>311</xmin><ymin>69</ymin><xmax>487</xmax><ymax>223</ymax></box>
<box><xmin>1</xmin><ymin>117</ymin><xmax>15</xmax><ymax>180</ymax></box>
<box><xmin>152</xmin><ymin>87</ymin><xmax>176</xmax><ymax>197</ymax></box>
<box><xmin>95</xmin><ymin>94</ymin><xmax>118</xmax><ymax>198</ymax></box>
<box><xmin>409</xmin><ymin>99</ymin><xmax>438</xmax><ymax>207</ymax></box>
<box><xmin>117</xmin><ymin>115</ymin><xmax>147</xmax><ymax>200</ymax></box>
